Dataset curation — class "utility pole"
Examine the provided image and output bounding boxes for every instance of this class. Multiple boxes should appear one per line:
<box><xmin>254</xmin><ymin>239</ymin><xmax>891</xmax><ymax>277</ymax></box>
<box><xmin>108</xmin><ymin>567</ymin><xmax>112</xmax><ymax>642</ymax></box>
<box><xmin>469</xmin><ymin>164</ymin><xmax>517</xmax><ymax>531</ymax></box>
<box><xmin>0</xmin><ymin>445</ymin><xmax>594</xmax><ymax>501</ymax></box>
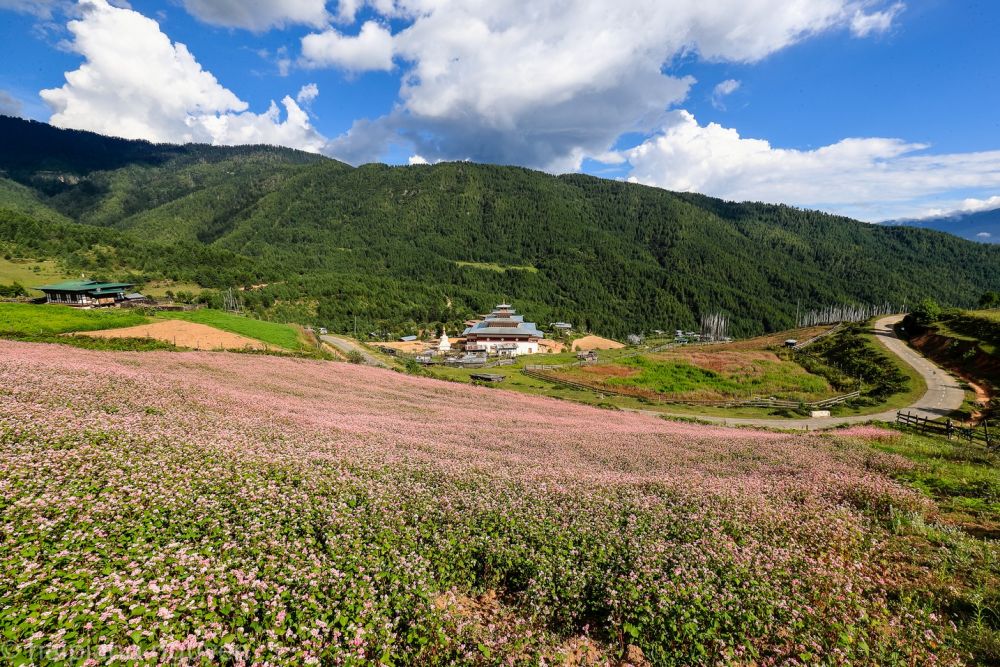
<box><xmin>354</xmin><ymin>315</ymin><xmax>357</xmax><ymax>340</ymax></box>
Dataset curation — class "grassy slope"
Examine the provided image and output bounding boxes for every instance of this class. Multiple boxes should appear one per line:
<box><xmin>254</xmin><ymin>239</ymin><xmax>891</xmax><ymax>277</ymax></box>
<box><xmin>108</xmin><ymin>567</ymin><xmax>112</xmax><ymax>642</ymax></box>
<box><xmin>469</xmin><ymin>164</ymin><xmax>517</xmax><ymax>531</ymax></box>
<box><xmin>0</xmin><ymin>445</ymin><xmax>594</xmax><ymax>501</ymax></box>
<box><xmin>0</xmin><ymin>302</ymin><xmax>148</xmax><ymax>335</ymax></box>
<box><xmin>851</xmin><ymin>429</ymin><xmax>1000</xmax><ymax>661</ymax></box>
<box><xmin>934</xmin><ymin>310</ymin><xmax>1000</xmax><ymax>356</ymax></box>
<box><xmin>585</xmin><ymin>353</ymin><xmax>832</xmax><ymax>402</ymax></box>
<box><xmin>0</xmin><ymin>257</ymin><xmax>72</xmax><ymax>293</ymax></box>
<box><xmin>157</xmin><ymin>309</ymin><xmax>309</xmax><ymax>351</ymax></box>
<box><xmin>0</xmin><ymin>303</ymin><xmax>311</xmax><ymax>353</ymax></box>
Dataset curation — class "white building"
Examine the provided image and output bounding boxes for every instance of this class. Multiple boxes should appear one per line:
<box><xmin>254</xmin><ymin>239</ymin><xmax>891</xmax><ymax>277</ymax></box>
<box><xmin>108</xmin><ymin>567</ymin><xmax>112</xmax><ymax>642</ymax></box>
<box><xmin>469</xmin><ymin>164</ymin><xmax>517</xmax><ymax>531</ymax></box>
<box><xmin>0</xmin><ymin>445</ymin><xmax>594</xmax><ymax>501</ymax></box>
<box><xmin>461</xmin><ymin>304</ymin><xmax>543</xmax><ymax>356</ymax></box>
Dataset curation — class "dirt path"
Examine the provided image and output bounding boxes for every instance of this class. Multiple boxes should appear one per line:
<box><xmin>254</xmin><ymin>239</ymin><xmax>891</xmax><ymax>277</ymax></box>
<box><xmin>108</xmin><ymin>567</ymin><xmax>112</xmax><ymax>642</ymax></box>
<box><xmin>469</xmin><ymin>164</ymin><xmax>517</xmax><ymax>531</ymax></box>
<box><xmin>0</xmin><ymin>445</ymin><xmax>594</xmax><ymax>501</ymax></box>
<box><xmin>77</xmin><ymin>320</ymin><xmax>268</xmax><ymax>351</ymax></box>
<box><xmin>634</xmin><ymin>315</ymin><xmax>966</xmax><ymax>430</ymax></box>
<box><xmin>320</xmin><ymin>334</ymin><xmax>388</xmax><ymax>368</ymax></box>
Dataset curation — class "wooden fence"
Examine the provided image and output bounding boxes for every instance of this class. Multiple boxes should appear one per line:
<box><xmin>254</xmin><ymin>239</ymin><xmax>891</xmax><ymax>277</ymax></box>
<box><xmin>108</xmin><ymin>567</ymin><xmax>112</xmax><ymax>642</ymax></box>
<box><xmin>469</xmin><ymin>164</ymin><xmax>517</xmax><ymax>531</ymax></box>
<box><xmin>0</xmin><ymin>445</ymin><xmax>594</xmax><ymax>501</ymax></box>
<box><xmin>791</xmin><ymin>323</ymin><xmax>843</xmax><ymax>351</ymax></box>
<box><xmin>896</xmin><ymin>411</ymin><xmax>994</xmax><ymax>447</ymax></box>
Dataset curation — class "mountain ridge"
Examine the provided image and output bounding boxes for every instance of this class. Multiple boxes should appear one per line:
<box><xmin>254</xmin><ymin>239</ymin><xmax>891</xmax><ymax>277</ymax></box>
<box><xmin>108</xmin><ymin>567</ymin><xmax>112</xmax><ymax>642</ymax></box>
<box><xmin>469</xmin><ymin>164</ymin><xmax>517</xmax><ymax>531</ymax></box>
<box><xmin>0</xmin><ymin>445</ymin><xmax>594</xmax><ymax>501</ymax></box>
<box><xmin>2</xmin><ymin>115</ymin><xmax>999</xmax><ymax>338</ymax></box>
<box><xmin>880</xmin><ymin>207</ymin><xmax>1000</xmax><ymax>244</ymax></box>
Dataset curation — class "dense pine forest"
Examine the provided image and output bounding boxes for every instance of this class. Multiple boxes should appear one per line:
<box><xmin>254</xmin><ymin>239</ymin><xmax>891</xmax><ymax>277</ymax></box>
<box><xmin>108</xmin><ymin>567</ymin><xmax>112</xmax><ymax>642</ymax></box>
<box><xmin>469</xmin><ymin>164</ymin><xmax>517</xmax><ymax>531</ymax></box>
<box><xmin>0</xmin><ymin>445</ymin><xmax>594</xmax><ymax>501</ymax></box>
<box><xmin>3</xmin><ymin>115</ymin><xmax>1000</xmax><ymax>338</ymax></box>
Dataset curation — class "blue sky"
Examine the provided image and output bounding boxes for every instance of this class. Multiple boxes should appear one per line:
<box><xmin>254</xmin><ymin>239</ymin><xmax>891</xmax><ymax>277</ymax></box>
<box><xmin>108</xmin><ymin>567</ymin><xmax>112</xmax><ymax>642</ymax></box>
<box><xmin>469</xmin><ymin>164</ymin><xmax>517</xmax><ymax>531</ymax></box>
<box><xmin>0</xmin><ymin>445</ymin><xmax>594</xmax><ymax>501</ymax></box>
<box><xmin>1</xmin><ymin>0</ymin><xmax>999</xmax><ymax>221</ymax></box>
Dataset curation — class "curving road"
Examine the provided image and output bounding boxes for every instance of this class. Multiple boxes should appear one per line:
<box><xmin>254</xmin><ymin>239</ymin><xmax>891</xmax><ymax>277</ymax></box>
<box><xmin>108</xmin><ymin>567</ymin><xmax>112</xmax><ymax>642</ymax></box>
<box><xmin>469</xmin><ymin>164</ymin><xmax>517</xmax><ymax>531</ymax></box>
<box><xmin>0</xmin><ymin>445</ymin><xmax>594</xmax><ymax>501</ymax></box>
<box><xmin>320</xmin><ymin>334</ymin><xmax>389</xmax><ymax>368</ymax></box>
<box><xmin>649</xmin><ymin>314</ymin><xmax>966</xmax><ymax>430</ymax></box>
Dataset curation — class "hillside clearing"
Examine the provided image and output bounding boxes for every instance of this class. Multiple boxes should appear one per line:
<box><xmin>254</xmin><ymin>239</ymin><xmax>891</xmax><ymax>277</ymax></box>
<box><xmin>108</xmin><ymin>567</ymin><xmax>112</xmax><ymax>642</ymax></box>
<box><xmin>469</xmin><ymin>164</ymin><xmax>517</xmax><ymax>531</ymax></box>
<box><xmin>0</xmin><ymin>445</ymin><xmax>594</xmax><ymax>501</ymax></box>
<box><xmin>0</xmin><ymin>257</ymin><xmax>71</xmax><ymax>293</ymax></box>
<box><xmin>454</xmin><ymin>260</ymin><xmax>539</xmax><ymax>273</ymax></box>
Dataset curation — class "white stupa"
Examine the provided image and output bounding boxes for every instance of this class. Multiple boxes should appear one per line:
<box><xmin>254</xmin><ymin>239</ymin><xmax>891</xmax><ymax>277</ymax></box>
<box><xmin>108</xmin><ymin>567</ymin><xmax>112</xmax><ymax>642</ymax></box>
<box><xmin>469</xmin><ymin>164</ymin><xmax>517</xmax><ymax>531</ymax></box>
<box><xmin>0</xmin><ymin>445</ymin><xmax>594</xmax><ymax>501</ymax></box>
<box><xmin>437</xmin><ymin>329</ymin><xmax>451</xmax><ymax>352</ymax></box>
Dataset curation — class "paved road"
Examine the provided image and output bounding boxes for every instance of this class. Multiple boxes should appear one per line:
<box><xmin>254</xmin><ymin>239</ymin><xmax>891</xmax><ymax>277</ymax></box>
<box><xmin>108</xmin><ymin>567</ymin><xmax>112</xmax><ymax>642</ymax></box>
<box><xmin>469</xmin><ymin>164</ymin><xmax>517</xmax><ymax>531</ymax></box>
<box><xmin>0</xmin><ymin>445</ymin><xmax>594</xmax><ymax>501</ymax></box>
<box><xmin>320</xmin><ymin>334</ymin><xmax>389</xmax><ymax>368</ymax></box>
<box><xmin>646</xmin><ymin>314</ymin><xmax>966</xmax><ymax>430</ymax></box>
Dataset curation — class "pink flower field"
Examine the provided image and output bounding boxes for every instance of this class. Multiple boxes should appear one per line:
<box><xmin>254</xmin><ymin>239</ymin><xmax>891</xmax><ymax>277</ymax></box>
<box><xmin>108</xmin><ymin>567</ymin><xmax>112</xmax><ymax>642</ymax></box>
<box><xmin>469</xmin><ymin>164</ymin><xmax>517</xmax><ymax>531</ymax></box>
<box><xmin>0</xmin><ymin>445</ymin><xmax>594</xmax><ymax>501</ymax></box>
<box><xmin>0</xmin><ymin>341</ymin><xmax>960</xmax><ymax>665</ymax></box>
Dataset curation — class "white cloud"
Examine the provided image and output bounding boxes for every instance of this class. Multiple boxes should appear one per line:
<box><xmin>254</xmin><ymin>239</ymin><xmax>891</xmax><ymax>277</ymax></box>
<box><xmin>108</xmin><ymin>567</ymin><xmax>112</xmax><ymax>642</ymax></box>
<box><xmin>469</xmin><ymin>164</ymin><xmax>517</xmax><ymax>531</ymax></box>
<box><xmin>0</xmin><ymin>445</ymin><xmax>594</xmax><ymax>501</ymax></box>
<box><xmin>953</xmin><ymin>195</ymin><xmax>1000</xmax><ymax>215</ymax></box>
<box><xmin>912</xmin><ymin>195</ymin><xmax>1000</xmax><ymax>220</ymax></box>
<box><xmin>322</xmin><ymin>0</ymin><xmax>904</xmax><ymax>170</ymax></box>
<box><xmin>0</xmin><ymin>0</ymin><xmax>59</xmax><ymax>16</ymax></box>
<box><xmin>296</xmin><ymin>82</ymin><xmax>319</xmax><ymax>104</ymax></box>
<box><xmin>619</xmin><ymin>110</ymin><xmax>1000</xmax><ymax>221</ymax></box>
<box><xmin>850</xmin><ymin>1</ymin><xmax>904</xmax><ymax>37</ymax></box>
<box><xmin>711</xmin><ymin>79</ymin><xmax>741</xmax><ymax>109</ymax></box>
<box><xmin>178</xmin><ymin>0</ymin><xmax>328</xmax><ymax>31</ymax></box>
<box><xmin>300</xmin><ymin>21</ymin><xmax>394</xmax><ymax>72</ymax></box>
<box><xmin>0</xmin><ymin>90</ymin><xmax>24</xmax><ymax>116</ymax></box>
<box><xmin>334</xmin><ymin>0</ymin><xmax>362</xmax><ymax>23</ymax></box>
<box><xmin>40</xmin><ymin>0</ymin><xmax>325</xmax><ymax>151</ymax></box>
<box><xmin>407</xmin><ymin>154</ymin><xmax>428</xmax><ymax>165</ymax></box>
<box><xmin>977</xmin><ymin>232</ymin><xmax>993</xmax><ymax>238</ymax></box>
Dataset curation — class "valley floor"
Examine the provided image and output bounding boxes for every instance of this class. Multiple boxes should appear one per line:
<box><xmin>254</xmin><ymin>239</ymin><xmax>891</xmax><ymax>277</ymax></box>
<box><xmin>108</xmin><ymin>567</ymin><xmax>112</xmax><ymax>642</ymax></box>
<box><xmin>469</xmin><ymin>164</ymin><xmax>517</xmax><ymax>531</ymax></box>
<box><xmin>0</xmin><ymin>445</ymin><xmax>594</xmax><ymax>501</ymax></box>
<box><xmin>1</xmin><ymin>340</ymin><xmax>997</xmax><ymax>664</ymax></box>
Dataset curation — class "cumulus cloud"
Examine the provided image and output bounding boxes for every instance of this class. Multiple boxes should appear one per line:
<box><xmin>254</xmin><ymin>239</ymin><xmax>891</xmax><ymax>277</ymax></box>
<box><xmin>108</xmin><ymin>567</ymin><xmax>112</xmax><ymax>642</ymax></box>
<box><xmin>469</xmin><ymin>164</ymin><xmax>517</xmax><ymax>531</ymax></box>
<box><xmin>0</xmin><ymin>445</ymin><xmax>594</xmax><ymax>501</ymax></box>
<box><xmin>300</xmin><ymin>21</ymin><xmax>394</xmax><ymax>72</ymax></box>
<box><xmin>978</xmin><ymin>232</ymin><xmax>993</xmax><ymax>238</ymax></box>
<box><xmin>407</xmin><ymin>154</ymin><xmax>428</xmax><ymax>165</ymax></box>
<box><xmin>319</xmin><ymin>0</ymin><xmax>905</xmax><ymax>170</ymax></box>
<box><xmin>618</xmin><ymin>110</ymin><xmax>1000</xmax><ymax>221</ymax></box>
<box><xmin>850</xmin><ymin>1</ymin><xmax>904</xmax><ymax>37</ymax></box>
<box><xmin>711</xmin><ymin>79</ymin><xmax>741</xmax><ymax>109</ymax></box>
<box><xmin>178</xmin><ymin>0</ymin><xmax>328</xmax><ymax>31</ymax></box>
<box><xmin>40</xmin><ymin>0</ymin><xmax>325</xmax><ymax>151</ymax></box>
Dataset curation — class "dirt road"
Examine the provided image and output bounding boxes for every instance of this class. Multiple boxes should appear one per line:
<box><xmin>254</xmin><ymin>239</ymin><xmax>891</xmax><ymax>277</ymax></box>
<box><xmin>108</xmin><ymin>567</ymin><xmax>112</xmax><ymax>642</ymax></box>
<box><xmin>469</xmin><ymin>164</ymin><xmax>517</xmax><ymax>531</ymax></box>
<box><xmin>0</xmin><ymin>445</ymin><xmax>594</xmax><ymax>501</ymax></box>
<box><xmin>320</xmin><ymin>334</ymin><xmax>389</xmax><ymax>368</ymax></box>
<box><xmin>649</xmin><ymin>314</ymin><xmax>966</xmax><ymax>430</ymax></box>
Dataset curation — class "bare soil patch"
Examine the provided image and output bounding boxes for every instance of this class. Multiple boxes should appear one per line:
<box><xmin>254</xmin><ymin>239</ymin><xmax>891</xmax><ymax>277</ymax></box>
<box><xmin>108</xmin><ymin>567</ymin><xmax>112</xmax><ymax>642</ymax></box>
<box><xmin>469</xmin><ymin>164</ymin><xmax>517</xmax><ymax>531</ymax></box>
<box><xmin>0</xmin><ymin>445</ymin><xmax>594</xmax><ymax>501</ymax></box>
<box><xmin>76</xmin><ymin>320</ymin><xmax>268</xmax><ymax>351</ymax></box>
<box><xmin>572</xmin><ymin>335</ymin><xmax>625</xmax><ymax>351</ymax></box>
<box><xmin>578</xmin><ymin>363</ymin><xmax>636</xmax><ymax>378</ymax></box>
<box><xmin>377</xmin><ymin>340</ymin><xmax>429</xmax><ymax>354</ymax></box>
<box><xmin>537</xmin><ymin>338</ymin><xmax>565</xmax><ymax>353</ymax></box>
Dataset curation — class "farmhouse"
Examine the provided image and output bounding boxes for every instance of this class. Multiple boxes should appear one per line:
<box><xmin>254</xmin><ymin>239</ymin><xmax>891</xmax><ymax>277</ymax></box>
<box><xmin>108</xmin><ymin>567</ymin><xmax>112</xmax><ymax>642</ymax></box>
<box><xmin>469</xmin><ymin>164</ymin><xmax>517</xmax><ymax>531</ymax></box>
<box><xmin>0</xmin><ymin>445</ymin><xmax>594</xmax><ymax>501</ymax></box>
<box><xmin>462</xmin><ymin>303</ymin><xmax>543</xmax><ymax>356</ymax></box>
<box><xmin>36</xmin><ymin>280</ymin><xmax>137</xmax><ymax>307</ymax></box>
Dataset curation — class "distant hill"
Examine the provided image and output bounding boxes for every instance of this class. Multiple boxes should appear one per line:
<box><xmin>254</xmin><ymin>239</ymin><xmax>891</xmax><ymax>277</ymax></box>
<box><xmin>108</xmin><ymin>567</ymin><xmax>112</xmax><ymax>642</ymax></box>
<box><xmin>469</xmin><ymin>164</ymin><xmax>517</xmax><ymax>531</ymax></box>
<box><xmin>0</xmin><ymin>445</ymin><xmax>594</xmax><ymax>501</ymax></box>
<box><xmin>880</xmin><ymin>207</ymin><xmax>1000</xmax><ymax>244</ymax></box>
<box><xmin>2</xmin><ymin>115</ymin><xmax>1000</xmax><ymax>338</ymax></box>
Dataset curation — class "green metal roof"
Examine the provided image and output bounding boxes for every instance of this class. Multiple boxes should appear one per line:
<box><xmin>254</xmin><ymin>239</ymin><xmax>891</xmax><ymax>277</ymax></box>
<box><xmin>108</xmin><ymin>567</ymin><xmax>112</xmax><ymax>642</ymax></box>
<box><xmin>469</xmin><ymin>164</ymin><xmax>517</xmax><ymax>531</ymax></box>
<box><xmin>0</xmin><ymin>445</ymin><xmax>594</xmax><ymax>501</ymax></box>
<box><xmin>35</xmin><ymin>280</ymin><xmax>134</xmax><ymax>294</ymax></box>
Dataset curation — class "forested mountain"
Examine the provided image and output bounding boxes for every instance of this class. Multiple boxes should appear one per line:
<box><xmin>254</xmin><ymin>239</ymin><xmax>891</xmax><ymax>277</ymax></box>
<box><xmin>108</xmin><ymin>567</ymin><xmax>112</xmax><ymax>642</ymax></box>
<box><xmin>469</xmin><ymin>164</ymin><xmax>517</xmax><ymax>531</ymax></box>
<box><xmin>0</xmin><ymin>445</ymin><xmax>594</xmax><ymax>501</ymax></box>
<box><xmin>880</xmin><ymin>207</ymin><xmax>1000</xmax><ymax>244</ymax></box>
<box><xmin>3</xmin><ymin>115</ymin><xmax>1000</xmax><ymax>338</ymax></box>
